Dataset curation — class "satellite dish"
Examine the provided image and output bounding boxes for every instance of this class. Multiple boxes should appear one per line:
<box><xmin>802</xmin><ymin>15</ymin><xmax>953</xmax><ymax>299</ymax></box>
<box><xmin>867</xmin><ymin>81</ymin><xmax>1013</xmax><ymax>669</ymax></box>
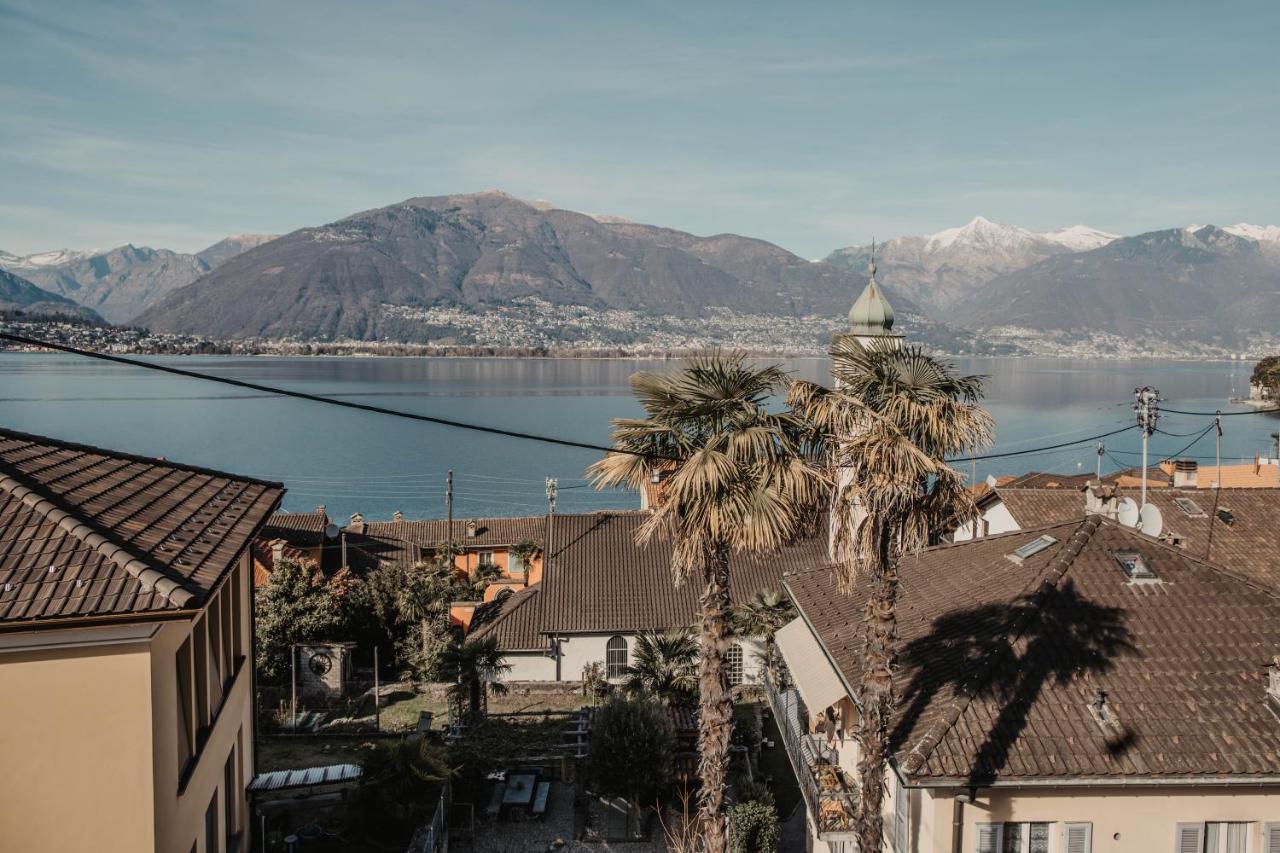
<box><xmin>1116</xmin><ymin>497</ymin><xmax>1140</xmax><ymax>527</ymax></box>
<box><xmin>1139</xmin><ymin>503</ymin><xmax>1164</xmax><ymax>538</ymax></box>
<box><xmin>324</xmin><ymin>523</ymin><xmax>340</xmax><ymax>540</ymax></box>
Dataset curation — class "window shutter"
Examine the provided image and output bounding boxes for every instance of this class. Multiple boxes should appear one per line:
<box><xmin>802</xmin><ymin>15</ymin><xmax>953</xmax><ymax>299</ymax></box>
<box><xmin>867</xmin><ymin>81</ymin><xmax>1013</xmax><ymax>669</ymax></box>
<box><xmin>1176</xmin><ymin>823</ymin><xmax>1204</xmax><ymax>853</ymax></box>
<box><xmin>893</xmin><ymin>776</ymin><xmax>908</xmax><ymax>853</ymax></box>
<box><xmin>976</xmin><ymin>823</ymin><xmax>1000</xmax><ymax>853</ymax></box>
<box><xmin>1264</xmin><ymin>823</ymin><xmax>1280</xmax><ymax>853</ymax></box>
<box><xmin>1064</xmin><ymin>822</ymin><xmax>1092</xmax><ymax>853</ymax></box>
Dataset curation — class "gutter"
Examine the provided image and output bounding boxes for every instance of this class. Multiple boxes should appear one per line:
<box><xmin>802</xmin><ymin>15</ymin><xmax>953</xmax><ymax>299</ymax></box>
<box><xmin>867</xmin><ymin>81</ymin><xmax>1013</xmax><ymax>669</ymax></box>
<box><xmin>910</xmin><ymin>775</ymin><xmax>1280</xmax><ymax>789</ymax></box>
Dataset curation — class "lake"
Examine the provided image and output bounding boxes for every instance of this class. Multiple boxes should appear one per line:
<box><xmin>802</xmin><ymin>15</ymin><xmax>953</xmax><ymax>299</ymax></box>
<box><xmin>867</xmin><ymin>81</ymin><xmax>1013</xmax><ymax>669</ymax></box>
<box><xmin>1</xmin><ymin>353</ymin><xmax>1275</xmax><ymax>522</ymax></box>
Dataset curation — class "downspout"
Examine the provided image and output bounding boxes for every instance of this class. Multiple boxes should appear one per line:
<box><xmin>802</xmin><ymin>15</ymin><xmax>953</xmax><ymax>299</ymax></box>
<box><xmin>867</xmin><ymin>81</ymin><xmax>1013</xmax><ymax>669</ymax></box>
<box><xmin>952</xmin><ymin>792</ymin><xmax>971</xmax><ymax>853</ymax></box>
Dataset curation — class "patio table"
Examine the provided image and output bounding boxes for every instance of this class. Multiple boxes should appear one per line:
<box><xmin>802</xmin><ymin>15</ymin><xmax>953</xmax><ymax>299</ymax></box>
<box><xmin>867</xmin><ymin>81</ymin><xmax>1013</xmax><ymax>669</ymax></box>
<box><xmin>503</xmin><ymin>773</ymin><xmax>538</xmax><ymax>808</ymax></box>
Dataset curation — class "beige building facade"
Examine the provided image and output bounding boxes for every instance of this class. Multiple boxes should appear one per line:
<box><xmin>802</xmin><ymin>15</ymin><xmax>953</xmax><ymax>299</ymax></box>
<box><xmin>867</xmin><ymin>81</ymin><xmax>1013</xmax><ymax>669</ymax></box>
<box><xmin>0</xmin><ymin>427</ymin><xmax>282</xmax><ymax>853</ymax></box>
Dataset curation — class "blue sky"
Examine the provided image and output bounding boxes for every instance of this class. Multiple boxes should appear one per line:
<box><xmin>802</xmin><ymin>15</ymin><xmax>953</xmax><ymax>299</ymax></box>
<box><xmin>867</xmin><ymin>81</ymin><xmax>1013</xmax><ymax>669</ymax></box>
<box><xmin>2</xmin><ymin>0</ymin><xmax>1278</xmax><ymax>258</ymax></box>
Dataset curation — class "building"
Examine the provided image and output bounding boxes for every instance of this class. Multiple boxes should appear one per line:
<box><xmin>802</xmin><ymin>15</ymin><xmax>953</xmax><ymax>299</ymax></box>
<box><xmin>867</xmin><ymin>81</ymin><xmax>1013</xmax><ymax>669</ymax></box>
<box><xmin>0</xmin><ymin>427</ymin><xmax>283</xmax><ymax>853</ymax></box>
<box><xmin>775</xmin><ymin>515</ymin><xmax>1280</xmax><ymax>853</ymax></box>
<box><xmin>251</xmin><ymin>506</ymin><xmax>333</xmax><ymax>585</ymax></box>
<box><xmin>469</xmin><ymin>511</ymin><xmax>823</xmax><ymax>684</ymax></box>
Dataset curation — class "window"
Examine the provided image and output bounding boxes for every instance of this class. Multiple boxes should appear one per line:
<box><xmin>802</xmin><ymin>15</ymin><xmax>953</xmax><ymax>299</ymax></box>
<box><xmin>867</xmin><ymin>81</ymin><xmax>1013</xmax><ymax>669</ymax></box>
<box><xmin>1173</xmin><ymin>497</ymin><xmax>1205</xmax><ymax>517</ymax></box>
<box><xmin>605</xmin><ymin>636</ymin><xmax>628</xmax><ymax>680</ymax></box>
<box><xmin>976</xmin><ymin>823</ymin><xmax>1052</xmax><ymax>853</ymax></box>
<box><xmin>507</xmin><ymin>548</ymin><xmax>526</xmax><ymax>577</ymax></box>
<box><xmin>726</xmin><ymin>645</ymin><xmax>744</xmax><ymax>687</ymax></box>
<box><xmin>1177</xmin><ymin>823</ymin><xmax>1249</xmax><ymax>853</ymax></box>
<box><xmin>478</xmin><ymin>550</ymin><xmax>496</xmax><ymax>566</ymax></box>
<box><xmin>176</xmin><ymin>637</ymin><xmax>195</xmax><ymax>775</ymax></box>
<box><xmin>1009</xmin><ymin>535</ymin><xmax>1058</xmax><ymax>564</ymax></box>
<box><xmin>1114</xmin><ymin>550</ymin><xmax>1157</xmax><ymax>580</ymax></box>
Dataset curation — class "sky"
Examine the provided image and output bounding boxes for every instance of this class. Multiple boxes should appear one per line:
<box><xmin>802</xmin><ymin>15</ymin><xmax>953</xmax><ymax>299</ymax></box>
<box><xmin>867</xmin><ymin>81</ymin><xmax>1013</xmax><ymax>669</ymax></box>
<box><xmin>2</xmin><ymin>0</ymin><xmax>1278</xmax><ymax>259</ymax></box>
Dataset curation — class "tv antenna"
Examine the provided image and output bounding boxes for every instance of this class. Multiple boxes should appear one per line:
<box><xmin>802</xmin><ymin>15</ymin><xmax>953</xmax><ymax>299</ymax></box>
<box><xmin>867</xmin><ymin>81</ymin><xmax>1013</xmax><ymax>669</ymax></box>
<box><xmin>1133</xmin><ymin>386</ymin><xmax>1161</xmax><ymax>508</ymax></box>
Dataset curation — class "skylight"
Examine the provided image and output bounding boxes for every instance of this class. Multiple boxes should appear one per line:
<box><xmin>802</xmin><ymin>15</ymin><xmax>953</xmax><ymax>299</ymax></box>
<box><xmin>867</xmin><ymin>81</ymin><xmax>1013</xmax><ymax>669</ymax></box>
<box><xmin>1217</xmin><ymin>507</ymin><xmax>1236</xmax><ymax>527</ymax></box>
<box><xmin>1172</xmin><ymin>497</ymin><xmax>1205</xmax><ymax>517</ymax></box>
<box><xmin>1008</xmin><ymin>534</ymin><xmax>1058</xmax><ymax>564</ymax></box>
<box><xmin>1114</xmin><ymin>550</ymin><xmax>1157</xmax><ymax>581</ymax></box>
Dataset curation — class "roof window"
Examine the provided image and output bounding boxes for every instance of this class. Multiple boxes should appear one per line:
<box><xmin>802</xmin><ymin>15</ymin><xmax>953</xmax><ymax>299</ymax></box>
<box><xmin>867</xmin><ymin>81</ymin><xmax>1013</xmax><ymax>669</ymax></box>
<box><xmin>1113</xmin><ymin>549</ymin><xmax>1157</xmax><ymax>581</ymax></box>
<box><xmin>1007</xmin><ymin>534</ymin><xmax>1058</xmax><ymax>565</ymax></box>
<box><xmin>1172</xmin><ymin>497</ymin><xmax>1205</xmax><ymax>517</ymax></box>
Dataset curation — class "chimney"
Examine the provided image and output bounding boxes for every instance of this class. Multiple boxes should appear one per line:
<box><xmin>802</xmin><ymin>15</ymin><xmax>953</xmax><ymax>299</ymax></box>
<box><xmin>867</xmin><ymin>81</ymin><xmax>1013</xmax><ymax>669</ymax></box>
<box><xmin>1173</xmin><ymin>459</ymin><xmax>1198</xmax><ymax>489</ymax></box>
<box><xmin>465</xmin><ymin>521</ymin><xmax>478</xmax><ymax>539</ymax></box>
<box><xmin>349</xmin><ymin>512</ymin><xmax>365</xmax><ymax>535</ymax></box>
<box><xmin>392</xmin><ymin>510</ymin><xmax>403</xmax><ymax>522</ymax></box>
<box><xmin>1085</xmin><ymin>483</ymin><xmax>1119</xmax><ymax>517</ymax></box>
<box><xmin>271</xmin><ymin>540</ymin><xmax>285</xmax><ymax>565</ymax></box>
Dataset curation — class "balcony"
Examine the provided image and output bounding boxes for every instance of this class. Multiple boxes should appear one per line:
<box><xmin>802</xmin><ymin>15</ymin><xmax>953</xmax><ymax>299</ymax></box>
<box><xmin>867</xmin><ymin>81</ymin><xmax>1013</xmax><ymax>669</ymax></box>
<box><xmin>764</xmin><ymin>675</ymin><xmax>859</xmax><ymax>842</ymax></box>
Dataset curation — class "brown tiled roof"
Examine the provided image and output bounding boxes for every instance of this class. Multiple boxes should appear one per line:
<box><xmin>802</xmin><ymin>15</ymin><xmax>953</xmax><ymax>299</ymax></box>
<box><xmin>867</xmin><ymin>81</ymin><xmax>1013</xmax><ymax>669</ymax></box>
<box><xmin>1132</xmin><ymin>488</ymin><xmax>1280</xmax><ymax>589</ymax></box>
<box><xmin>469</xmin><ymin>586</ymin><xmax>545</xmax><ymax>651</ymax></box>
<box><xmin>539</xmin><ymin>512</ymin><xmax>826</xmax><ymax>635</ymax></box>
<box><xmin>787</xmin><ymin>517</ymin><xmax>1280</xmax><ymax>783</ymax></box>
<box><xmin>351</xmin><ymin>516</ymin><xmax>546</xmax><ymax>549</ymax></box>
<box><xmin>0</xmin><ymin>428</ymin><xmax>283</xmax><ymax>626</ymax></box>
<box><xmin>260</xmin><ymin>509</ymin><xmax>329</xmax><ymax>549</ymax></box>
<box><xmin>342</xmin><ymin>531</ymin><xmax>422</xmax><ymax>572</ymax></box>
<box><xmin>1002</xmin><ymin>472</ymin><xmax>1094</xmax><ymax>489</ymax></box>
<box><xmin>989</xmin><ymin>488</ymin><xmax>1087</xmax><ymax>527</ymax></box>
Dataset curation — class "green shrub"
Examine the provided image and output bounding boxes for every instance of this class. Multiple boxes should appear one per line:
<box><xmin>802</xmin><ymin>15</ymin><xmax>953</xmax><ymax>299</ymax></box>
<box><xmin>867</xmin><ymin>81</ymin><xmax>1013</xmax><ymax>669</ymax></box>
<box><xmin>728</xmin><ymin>799</ymin><xmax>780</xmax><ymax>853</ymax></box>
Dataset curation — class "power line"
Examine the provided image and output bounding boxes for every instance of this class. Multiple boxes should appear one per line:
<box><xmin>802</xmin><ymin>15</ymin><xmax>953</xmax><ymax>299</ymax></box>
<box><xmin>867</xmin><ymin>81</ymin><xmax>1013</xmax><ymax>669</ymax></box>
<box><xmin>1162</xmin><ymin>406</ymin><xmax>1273</xmax><ymax>417</ymax></box>
<box><xmin>1157</xmin><ymin>422</ymin><xmax>1217</xmax><ymax>461</ymax></box>
<box><xmin>949</xmin><ymin>424</ymin><xmax>1138</xmax><ymax>464</ymax></box>
<box><xmin>0</xmin><ymin>332</ymin><xmax>674</xmax><ymax>461</ymax></box>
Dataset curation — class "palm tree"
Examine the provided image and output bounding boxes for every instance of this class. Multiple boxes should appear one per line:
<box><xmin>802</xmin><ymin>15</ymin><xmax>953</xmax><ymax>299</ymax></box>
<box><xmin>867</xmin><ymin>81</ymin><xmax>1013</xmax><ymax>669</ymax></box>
<box><xmin>436</xmin><ymin>635</ymin><xmax>511</xmax><ymax>720</ymax></box>
<box><xmin>589</xmin><ymin>354</ymin><xmax>826</xmax><ymax>853</ymax></box>
<box><xmin>731</xmin><ymin>588</ymin><xmax>795</xmax><ymax>684</ymax></box>
<box><xmin>789</xmin><ymin>337</ymin><xmax>992</xmax><ymax>852</ymax></box>
<box><xmin>623</xmin><ymin>629</ymin><xmax>699</xmax><ymax>703</ymax></box>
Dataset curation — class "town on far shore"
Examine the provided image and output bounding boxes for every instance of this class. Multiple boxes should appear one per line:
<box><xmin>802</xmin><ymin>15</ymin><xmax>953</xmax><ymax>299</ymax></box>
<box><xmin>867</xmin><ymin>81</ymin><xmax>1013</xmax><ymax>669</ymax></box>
<box><xmin>4</xmin><ymin>263</ymin><xmax>1280</xmax><ymax>853</ymax></box>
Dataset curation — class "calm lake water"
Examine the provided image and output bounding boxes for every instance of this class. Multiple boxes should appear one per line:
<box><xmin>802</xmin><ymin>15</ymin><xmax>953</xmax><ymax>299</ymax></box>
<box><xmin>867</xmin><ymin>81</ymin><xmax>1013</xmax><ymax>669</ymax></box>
<box><xmin>1</xmin><ymin>353</ymin><xmax>1275</xmax><ymax>521</ymax></box>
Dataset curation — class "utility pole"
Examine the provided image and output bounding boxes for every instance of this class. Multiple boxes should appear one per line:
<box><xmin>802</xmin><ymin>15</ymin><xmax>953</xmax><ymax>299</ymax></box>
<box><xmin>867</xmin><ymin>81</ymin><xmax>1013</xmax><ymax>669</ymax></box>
<box><xmin>544</xmin><ymin>477</ymin><xmax>558</xmax><ymax>576</ymax></box>
<box><xmin>446</xmin><ymin>470</ymin><xmax>454</xmax><ymax>541</ymax></box>
<box><xmin>1095</xmin><ymin>442</ymin><xmax>1104</xmax><ymax>483</ymax></box>
<box><xmin>1133</xmin><ymin>386</ymin><xmax>1161</xmax><ymax>509</ymax></box>
<box><xmin>1206</xmin><ymin>413</ymin><xmax>1224</xmax><ymax>560</ymax></box>
<box><xmin>1272</xmin><ymin>432</ymin><xmax>1280</xmax><ymax>486</ymax></box>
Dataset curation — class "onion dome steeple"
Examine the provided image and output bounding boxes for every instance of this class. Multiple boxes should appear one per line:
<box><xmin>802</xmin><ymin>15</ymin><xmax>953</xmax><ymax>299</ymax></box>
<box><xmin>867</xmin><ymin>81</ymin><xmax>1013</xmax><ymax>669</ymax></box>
<box><xmin>847</xmin><ymin>241</ymin><xmax>895</xmax><ymax>335</ymax></box>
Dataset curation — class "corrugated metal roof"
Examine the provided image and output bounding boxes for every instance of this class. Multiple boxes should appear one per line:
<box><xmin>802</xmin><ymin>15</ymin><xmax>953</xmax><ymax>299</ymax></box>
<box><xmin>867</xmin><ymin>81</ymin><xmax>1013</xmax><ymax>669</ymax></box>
<box><xmin>247</xmin><ymin>763</ymin><xmax>362</xmax><ymax>792</ymax></box>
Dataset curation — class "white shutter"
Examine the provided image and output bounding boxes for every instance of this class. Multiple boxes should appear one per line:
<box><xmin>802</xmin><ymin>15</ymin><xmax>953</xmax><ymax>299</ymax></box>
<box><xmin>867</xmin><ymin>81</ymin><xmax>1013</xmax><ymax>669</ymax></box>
<box><xmin>1176</xmin><ymin>823</ymin><xmax>1205</xmax><ymax>853</ymax></box>
<box><xmin>1064</xmin><ymin>822</ymin><xmax>1092</xmax><ymax>853</ymax></box>
<box><xmin>893</xmin><ymin>776</ymin><xmax>909</xmax><ymax>853</ymax></box>
<box><xmin>1264</xmin><ymin>823</ymin><xmax>1280</xmax><ymax>853</ymax></box>
<box><xmin>976</xmin><ymin>823</ymin><xmax>1001</xmax><ymax>853</ymax></box>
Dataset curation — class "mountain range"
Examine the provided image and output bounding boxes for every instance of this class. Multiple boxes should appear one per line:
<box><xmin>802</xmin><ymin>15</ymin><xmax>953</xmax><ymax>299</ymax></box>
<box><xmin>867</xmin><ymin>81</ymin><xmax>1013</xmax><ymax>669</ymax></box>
<box><xmin>133</xmin><ymin>191</ymin><xmax>933</xmax><ymax>343</ymax></box>
<box><xmin>0</xmin><ymin>267</ymin><xmax>102</xmax><ymax>323</ymax></box>
<box><xmin>6</xmin><ymin>193</ymin><xmax>1279</xmax><ymax>352</ymax></box>
<box><xmin>0</xmin><ymin>234</ymin><xmax>275</xmax><ymax>323</ymax></box>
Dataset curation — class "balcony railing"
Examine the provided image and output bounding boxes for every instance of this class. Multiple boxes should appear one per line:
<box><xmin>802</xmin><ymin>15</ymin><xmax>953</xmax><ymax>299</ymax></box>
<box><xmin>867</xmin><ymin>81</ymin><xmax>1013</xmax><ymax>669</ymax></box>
<box><xmin>764</xmin><ymin>676</ymin><xmax>859</xmax><ymax>842</ymax></box>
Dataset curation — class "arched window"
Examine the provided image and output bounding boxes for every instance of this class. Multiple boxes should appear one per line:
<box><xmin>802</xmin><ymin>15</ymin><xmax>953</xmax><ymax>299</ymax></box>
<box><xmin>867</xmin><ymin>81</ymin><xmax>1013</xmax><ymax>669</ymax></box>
<box><xmin>605</xmin><ymin>635</ymin><xmax>628</xmax><ymax>680</ymax></box>
<box><xmin>726</xmin><ymin>644</ymin><xmax>744</xmax><ymax>687</ymax></box>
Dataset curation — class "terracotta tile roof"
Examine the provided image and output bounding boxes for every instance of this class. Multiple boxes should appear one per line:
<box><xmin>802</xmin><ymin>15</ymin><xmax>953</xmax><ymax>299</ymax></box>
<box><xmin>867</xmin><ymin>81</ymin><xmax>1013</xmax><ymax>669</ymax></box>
<box><xmin>0</xmin><ymin>428</ymin><xmax>283</xmax><ymax>625</ymax></box>
<box><xmin>468</xmin><ymin>586</ymin><xmax>545</xmax><ymax>651</ymax></box>
<box><xmin>988</xmin><ymin>488</ymin><xmax>1087</xmax><ymax>528</ymax></box>
<box><xmin>539</xmin><ymin>512</ymin><xmax>826</xmax><ymax>635</ymax></box>
<box><xmin>348</xmin><ymin>516</ymin><xmax>546</xmax><ymax>549</ymax></box>
<box><xmin>260</xmin><ymin>508</ymin><xmax>329</xmax><ymax>548</ymax></box>
<box><xmin>787</xmin><ymin>517</ymin><xmax>1280</xmax><ymax>783</ymax></box>
<box><xmin>1002</xmin><ymin>472</ymin><xmax>1093</xmax><ymax>489</ymax></box>
<box><xmin>1186</xmin><ymin>462</ymin><xmax>1280</xmax><ymax>489</ymax></box>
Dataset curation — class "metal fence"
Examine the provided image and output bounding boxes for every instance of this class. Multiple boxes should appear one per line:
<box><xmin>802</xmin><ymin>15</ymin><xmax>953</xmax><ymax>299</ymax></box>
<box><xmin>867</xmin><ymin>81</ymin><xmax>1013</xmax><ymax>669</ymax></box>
<box><xmin>763</xmin><ymin>676</ymin><xmax>859</xmax><ymax>840</ymax></box>
<box><xmin>407</xmin><ymin>781</ymin><xmax>451</xmax><ymax>853</ymax></box>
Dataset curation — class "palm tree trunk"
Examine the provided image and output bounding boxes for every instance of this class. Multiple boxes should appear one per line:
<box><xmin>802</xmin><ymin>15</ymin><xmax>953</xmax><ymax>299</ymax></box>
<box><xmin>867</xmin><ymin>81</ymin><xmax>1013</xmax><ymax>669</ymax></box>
<box><xmin>856</xmin><ymin>528</ymin><xmax>899</xmax><ymax>853</ymax></box>
<box><xmin>696</xmin><ymin>544</ymin><xmax>733</xmax><ymax>853</ymax></box>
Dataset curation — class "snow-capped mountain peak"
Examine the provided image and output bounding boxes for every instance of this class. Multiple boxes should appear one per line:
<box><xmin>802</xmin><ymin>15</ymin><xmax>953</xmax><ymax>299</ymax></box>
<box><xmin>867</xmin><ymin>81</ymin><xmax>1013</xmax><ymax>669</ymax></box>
<box><xmin>1223</xmin><ymin>223</ymin><xmax>1280</xmax><ymax>242</ymax></box>
<box><xmin>1037</xmin><ymin>224</ymin><xmax>1119</xmax><ymax>251</ymax></box>
<box><xmin>3</xmin><ymin>248</ymin><xmax>100</xmax><ymax>268</ymax></box>
<box><xmin>925</xmin><ymin>216</ymin><xmax>1038</xmax><ymax>251</ymax></box>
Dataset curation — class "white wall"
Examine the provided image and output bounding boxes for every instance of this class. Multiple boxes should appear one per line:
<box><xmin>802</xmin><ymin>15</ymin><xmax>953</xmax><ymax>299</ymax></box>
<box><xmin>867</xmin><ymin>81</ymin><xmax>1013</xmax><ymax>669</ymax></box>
<box><xmin>503</xmin><ymin>651</ymin><xmax>558</xmax><ymax>682</ymax></box>
<box><xmin>953</xmin><ymin>500</ymin><xmax>1020</xmax><ymax>542</ymax></box>
<box><xmin>549</xmin><ymin>633</ymin><xmax>765</xmax><ymax>685</ymax></box>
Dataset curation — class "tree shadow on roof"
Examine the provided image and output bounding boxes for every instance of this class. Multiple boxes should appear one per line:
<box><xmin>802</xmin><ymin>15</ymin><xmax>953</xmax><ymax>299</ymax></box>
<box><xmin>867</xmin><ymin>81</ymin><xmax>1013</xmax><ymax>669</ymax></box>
<box><xmin>892</xmin><ymin>579</ymin><xmax>1137</xmax><ymax>786</ymax></box>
